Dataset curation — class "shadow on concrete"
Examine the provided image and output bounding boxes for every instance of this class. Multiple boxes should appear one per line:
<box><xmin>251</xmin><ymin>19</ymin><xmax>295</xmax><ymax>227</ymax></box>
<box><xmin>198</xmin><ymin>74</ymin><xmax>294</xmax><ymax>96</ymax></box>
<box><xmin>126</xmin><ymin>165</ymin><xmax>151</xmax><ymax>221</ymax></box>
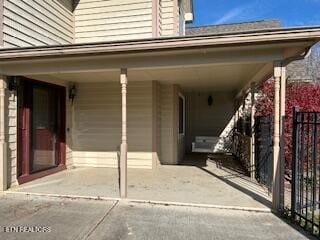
<box><xmin>198</xmin><ymin>166</ymin><xmax>272</xmax><ymax>208</ymax></box>
<box><xmin>179</xmin><ymin>154</ymin><xmax>208</xmax><ymax>167</ymax></box>
<box><xmin>180</xmin><ymin>153</ymin><xmax>272</xmax><ymax>208</ymax></box>
<box><xmin>274</xmin><ymin>213</ymin><xmax>317</xmax><ymax>240</ymax></box>
<box><xmin>208</xmin><ymin>153</ymin><xmax>248</xmax><ymax>176</ymax></box>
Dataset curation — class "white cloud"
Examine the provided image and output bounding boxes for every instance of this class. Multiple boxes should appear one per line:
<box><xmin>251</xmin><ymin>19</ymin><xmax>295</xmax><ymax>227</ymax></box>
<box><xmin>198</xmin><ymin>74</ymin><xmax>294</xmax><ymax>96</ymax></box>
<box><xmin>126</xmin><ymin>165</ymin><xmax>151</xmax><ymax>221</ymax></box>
<box><xmin>214</xmin><ymin>6</ymin><xmax>246</xmax><ymax>24</ymax></box>
<box><xmin>214</xmin><ymin>1</ymin><xmax>268</xmax><ymax>25</ymax></box>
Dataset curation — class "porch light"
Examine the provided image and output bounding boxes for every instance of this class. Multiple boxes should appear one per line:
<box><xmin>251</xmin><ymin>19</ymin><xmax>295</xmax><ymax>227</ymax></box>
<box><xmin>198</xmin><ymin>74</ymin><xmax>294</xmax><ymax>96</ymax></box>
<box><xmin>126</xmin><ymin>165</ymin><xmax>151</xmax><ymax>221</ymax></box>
<box><xmin>208</xmin><ymin>95</ymin><xmax>213</xmax><ymax>106</ymax></box>
<box><xmin>69</xmin><ymin>84</ymin><xmax>77</xmax><ymax>103</ymax></box>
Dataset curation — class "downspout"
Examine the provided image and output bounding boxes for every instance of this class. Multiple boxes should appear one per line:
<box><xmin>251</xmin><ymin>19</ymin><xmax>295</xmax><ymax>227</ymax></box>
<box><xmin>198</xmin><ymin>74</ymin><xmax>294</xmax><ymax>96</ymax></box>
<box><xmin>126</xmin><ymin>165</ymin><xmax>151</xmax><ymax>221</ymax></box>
<box><xmin>282</xmin><ymin>47</ymin><xmax>312</xmax><ymax>66</ymax></box>
<box><xmin>274</xmin><ymin>46</ymin><xmax>312</xmax><ymax>211</ymax></box>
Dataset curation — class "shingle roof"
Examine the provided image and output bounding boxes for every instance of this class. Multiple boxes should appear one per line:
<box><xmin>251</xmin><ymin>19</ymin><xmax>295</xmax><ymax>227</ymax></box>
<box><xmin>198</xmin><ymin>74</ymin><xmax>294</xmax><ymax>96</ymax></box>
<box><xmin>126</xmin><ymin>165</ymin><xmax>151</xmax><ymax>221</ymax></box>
<box><xmin>287</xmin><ymin>59</ymin><xmax>312</xmax><ymax>81</ymax></box>
<box><xmin>287</xmin><ymin>47</ymin><xmax>320</xmax><ymax>82</ymax></box>
<box><xmin>186</xmin><ymin>20</ymin><xmax>281</xmax><ymax>36</ymax></box>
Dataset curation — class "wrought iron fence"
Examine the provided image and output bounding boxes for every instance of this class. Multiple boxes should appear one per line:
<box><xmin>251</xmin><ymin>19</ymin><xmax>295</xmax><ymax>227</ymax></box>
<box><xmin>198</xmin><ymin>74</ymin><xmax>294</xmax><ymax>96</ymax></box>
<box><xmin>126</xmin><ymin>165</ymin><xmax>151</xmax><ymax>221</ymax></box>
<box><xmin>291</xmin><ymin>107</ymin><xmax>320</xmax><ymax>236</ymax></box>
<box><xmin>255</xmin><ymin>115</ymin><xmax>273</xmax><ymax>192</ymax></box>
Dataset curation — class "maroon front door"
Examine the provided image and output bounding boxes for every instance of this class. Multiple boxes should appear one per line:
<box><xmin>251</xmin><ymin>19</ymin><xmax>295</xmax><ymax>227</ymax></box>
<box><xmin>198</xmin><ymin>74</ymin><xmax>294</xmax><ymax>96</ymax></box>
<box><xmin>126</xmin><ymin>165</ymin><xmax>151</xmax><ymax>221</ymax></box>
<box><xmin>18</xmin><ymin>78</ymin><xmax>66</xmax><ymax>184</ymax></box>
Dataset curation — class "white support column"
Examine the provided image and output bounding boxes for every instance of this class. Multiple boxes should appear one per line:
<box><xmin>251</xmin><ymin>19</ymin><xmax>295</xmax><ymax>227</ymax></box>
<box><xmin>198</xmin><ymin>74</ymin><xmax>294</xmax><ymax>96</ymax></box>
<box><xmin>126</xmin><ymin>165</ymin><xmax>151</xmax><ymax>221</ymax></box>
<box><xmin>0</xmin><ymin>76</ymin><xmax>7</xmax><ymax>191</ymax></box>
<box><xmin>279</xmin><ymin>65</ymin><xmax>286</xmax><ymax>209</ymax></box>
<box><xmin>273</xmin><ymin>62</ymin><xmax>282</xmax><ymax>211</ymax></box>
<box><xmin>120</xmin><ymin>69</ymin><xmax>128</xmax><ymax>198</ymax></box>
<box><xmin>250</xmin><ymin>83</ymin><xmax>256</xmax><ymax>180</ymax></box>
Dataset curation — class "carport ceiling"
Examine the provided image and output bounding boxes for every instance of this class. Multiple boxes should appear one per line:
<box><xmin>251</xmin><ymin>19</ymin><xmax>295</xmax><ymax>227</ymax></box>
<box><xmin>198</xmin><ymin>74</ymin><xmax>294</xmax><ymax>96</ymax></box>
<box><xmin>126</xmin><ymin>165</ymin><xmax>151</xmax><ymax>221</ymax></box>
<box><xmin>27</xmin><ymin>62</ymin><xmax>266</xmax><ymax>91</ymax></box>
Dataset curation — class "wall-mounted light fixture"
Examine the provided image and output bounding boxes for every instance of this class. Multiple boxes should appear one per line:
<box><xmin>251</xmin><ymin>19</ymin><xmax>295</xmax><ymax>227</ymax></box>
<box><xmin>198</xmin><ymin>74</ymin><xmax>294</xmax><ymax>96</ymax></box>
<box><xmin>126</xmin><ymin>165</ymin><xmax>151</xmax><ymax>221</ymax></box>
<box><xmin>8</xmin><ymin>76</ymin><xmax>19</xmax><ymax>91</ymax></box>
<box><xmin>208</xmin><ymin>95</ymin><xmax>213</xmax><ymax>106</ymax></box>
<box><xmin>69</xmin><ymin>84</ymin><xmax>77</xmax><ymax>104</ymax></box>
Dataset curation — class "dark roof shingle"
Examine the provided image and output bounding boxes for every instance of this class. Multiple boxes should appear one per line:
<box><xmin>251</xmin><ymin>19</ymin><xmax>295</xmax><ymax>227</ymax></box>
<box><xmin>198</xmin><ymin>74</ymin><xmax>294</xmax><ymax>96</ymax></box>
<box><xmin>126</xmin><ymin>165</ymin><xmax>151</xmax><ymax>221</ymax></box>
<box><xmin>186</xmin><ymin>20</ymin><xmax>281</xmax><ymax>36</ymax></box>
<box><xmin>287</xmin><ymin>47</ymin><xmax>320</xmax><ymax>82</ymax></box>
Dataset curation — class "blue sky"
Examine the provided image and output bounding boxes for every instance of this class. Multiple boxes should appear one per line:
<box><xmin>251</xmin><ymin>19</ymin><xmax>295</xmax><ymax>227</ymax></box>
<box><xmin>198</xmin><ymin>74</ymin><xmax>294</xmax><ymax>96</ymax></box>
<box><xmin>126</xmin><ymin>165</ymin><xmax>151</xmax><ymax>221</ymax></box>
<box><xmin>188</xmin><ymin>0</ymin><xmax>320</xmax><ymax>27</ymax></box>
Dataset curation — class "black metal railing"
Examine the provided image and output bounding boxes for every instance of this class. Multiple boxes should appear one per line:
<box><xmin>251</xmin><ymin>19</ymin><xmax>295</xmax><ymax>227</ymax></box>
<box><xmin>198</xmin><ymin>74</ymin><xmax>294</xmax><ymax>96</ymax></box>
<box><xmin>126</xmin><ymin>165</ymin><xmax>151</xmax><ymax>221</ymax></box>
<box><xmin>255</xmin><ymin>115</ymin><xmax>273</xmax><ymax>192</ymax></box>
<box><xmin>291</xmin><ymin>107</ymin><xmax>320</xmax><ymax>236</ymax></box>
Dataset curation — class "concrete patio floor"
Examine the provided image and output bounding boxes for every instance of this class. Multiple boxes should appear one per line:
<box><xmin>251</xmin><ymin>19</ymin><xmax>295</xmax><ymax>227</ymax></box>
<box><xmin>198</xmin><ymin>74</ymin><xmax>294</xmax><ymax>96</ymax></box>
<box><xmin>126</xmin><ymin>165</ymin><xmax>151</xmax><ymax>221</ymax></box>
<box><xmin>0</xmin><ymin>194</ymin><xmax>313</xmax><ymax>240</ymax></box>
<box><xmin>8</xmin><ymin>154</ymin><xmax>272</xmax><ymax>210</ymax></box>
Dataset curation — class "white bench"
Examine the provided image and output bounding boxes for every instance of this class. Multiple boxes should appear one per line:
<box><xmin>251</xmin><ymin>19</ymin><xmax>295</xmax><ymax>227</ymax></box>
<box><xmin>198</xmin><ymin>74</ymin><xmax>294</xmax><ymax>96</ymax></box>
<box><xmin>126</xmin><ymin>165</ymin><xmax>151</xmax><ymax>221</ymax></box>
<box><xmin>192</xmin><ymin>136</ymin><xmax>221</xmax><ymax>153</ymax></box>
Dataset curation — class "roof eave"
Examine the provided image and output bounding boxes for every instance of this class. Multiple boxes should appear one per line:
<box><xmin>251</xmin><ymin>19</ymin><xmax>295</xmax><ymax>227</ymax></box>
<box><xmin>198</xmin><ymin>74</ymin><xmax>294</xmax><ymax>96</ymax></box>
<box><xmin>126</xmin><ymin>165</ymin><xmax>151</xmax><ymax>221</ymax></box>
<box><xmin>0</xmin><ymin>27</ymin><xmax>319</xmax><ymax>62</ymax></box>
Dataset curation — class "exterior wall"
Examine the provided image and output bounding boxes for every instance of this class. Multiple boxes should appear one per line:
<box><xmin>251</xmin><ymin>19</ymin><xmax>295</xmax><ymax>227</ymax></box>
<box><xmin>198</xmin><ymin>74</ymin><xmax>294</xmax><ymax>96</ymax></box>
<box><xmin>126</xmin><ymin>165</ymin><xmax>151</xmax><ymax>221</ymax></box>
<box><xmin>74</xmin><ymin>0</ymin><xmax>154</xmax><ymax>43</ymax></box>
<box><xmin>159</xmin><ymin>0</ymin><xmax>179</xmax><ymax>37</ymax></box>
<box><xmin>158</xmin><ymin>84</ymin><xmax>174</xmax><ymax>164</ymax></box>
<box><xmin>152</xmin><ymin>81</ymin><xmax>160</xmax><ymax>166</ymax></box>
<box><xmin>158</xmin><ymin>83</ymin><xmax>181</xmax><ymax>164</ymax></box>
<box><xmin>1</xmin><ymin>0</ymin><xmax>184</xmax><ymax>47</ymax></box>
<box><xmin>155</xmin><ymin>0</ymin><xmax>161</xmax><ymax>37</ymax></box>
<box><xmin>6</xmin><ymin>85</ymin><xmax>17</xmax><ymax>186</ymax></box>
<box><xmin>155</xmin><ymin>81</ymin><xmax>162</xmax><ymax>164</ymax></box>
<box><xmin>2</xmin><ymin>0</ymin><xmax>74</xmax><ymax>48</ymax></box>
<box><xmin>72</xmin><ymin>81</ymin><xmax>153</xmax><ymax>168</ymax></box>
<box><xmin>185</xmin><ymin>91</ymin><xmax>235</xmax><ymax>153</ymax></box>
<box><xmin>6</xmin><ymin>78</ymin><xmax>184</xmax><ymax>185</ymax></box>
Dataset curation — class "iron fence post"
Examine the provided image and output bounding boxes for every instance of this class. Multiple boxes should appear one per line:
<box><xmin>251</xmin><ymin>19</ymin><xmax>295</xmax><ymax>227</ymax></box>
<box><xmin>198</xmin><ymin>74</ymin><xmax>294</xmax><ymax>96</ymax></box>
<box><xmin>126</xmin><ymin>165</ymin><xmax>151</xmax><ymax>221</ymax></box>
<box><xmin>291</xmin><ymin>106</ymin><xmax>299</xmax><ymax>219</ymax></box>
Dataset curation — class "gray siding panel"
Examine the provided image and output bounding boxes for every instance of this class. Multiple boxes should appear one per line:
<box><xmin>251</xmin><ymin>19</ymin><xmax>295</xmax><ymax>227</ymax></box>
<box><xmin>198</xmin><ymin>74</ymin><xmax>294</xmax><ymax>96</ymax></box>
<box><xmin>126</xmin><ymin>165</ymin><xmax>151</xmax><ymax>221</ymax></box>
<box><xmin>159</xmin><ymin>84</ymin><xmax>176</xmax><ymax>164</ymax></box>
<box><xmin>72</xmin><ymin>81</ymin><xmax>153</xmax><ymax>168</ymax></box>
<box><xmin>74</xmin><ymin>0</ymin><xmax>153</xmax><ymax>43</ymax></box>
<box><xmin>6</xmin><ymin>89</ymin><xmax>17</xmax><ymax>187</ymax></box>
<box><xmin>3</xmin><ymin>0</ymin><xmax>74</xmax><ymax>48</ymax></box>
<box><xmin>2</xmin><ymin>0</ymin><xmax>181</xmax><ymax>47</ymax></box>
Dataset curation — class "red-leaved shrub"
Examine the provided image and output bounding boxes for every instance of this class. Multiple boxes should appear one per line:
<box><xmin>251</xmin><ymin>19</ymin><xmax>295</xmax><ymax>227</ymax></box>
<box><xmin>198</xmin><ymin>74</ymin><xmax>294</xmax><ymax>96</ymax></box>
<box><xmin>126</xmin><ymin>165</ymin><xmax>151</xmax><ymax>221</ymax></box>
<box><xmin>255</xmin><ymin>79</ymin><xmax>320</xmax><ymax>168</ymax></box>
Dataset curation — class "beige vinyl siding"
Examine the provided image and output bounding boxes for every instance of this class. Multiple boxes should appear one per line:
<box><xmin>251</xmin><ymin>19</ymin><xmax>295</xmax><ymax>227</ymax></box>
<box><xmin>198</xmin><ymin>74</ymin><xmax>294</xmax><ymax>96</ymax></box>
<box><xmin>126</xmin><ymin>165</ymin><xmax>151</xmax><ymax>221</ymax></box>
<box><xmin>72</xmin><ymin>81</ymin><xmax>153</xmax><ymax>168</ymax></box>
<box><xmin>74</xmin><ymin>0</ymin><xmax>153</xmax><ymax>43</ymax></box>
<box><xmin>151</xmin><ymin>82</ymin><xmax>182</xmax><ymax>165</ymax></box>
<box><xmin>151</xmin><ymin>81</ymin><xmax>160</xmax><ymax>166</ymax></box>
<box><xmin>160</xmin><ymin>0</ymin><xmax>178</xmax><ymax>37</ymax></box>
<box><xmin>3</xmin><ymin>0</ymin><xmax>74</xmax><ymax>48</ymax></box>
<box><xmin>6</xmin><ymin>88</ymin><xmax>17</xmax><ymax>187</ymax></box>
<box><xmin>158</xmin><ymin>84</ymin><xmax>179</xmax><ymax>164</ymax></box>
<box><xmin>185</xmin><ymin>91</ymin><xmax>235</xmax><ymax>153</ymax></box>
<box><xmin>157</xmin><ymin>0</ymin><xmax>163</xmax><ymax>37</ymax></box>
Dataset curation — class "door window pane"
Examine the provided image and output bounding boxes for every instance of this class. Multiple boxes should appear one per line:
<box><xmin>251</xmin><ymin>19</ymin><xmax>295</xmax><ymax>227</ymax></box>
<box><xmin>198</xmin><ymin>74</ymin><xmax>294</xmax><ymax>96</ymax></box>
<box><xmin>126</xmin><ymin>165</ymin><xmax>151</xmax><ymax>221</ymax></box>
<box><xmin>31</xmin><ymin>87</ymin><xmax>57</xmax><ymax>173</ymax></box>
